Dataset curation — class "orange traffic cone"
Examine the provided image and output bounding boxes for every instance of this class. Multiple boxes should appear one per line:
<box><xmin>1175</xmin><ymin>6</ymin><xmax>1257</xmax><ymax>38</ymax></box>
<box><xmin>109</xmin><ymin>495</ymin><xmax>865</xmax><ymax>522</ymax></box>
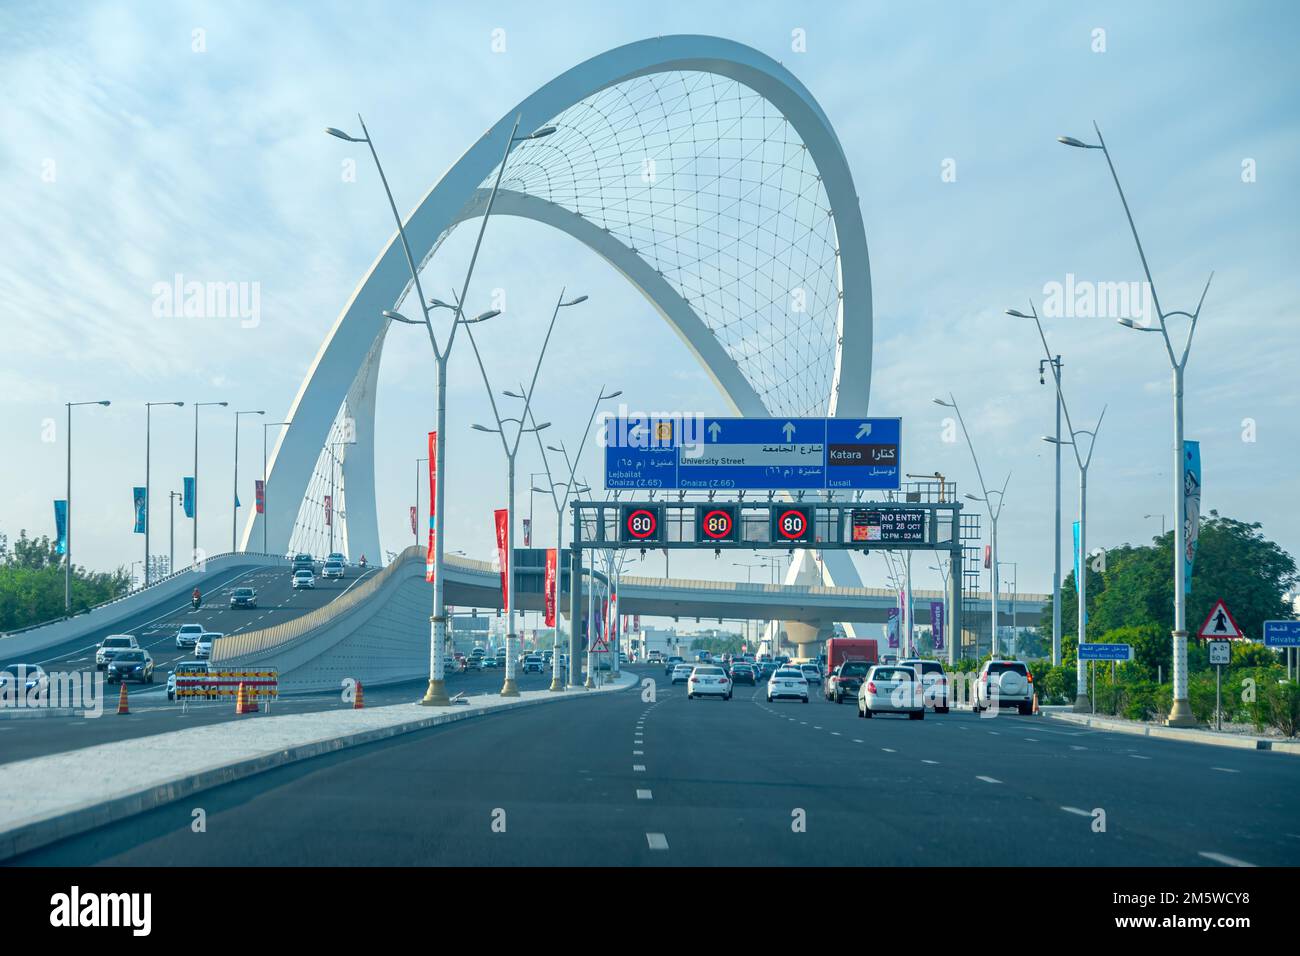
<box><xmin>116</xmin><ymin>683</ymin><xmax>129</xmax><ymax>715</ymax></box>
<box><xmin>353</xmin><ymin>681</ymin><xmax>365</xmax><ymax>710</ymax></box>
<box><xmin>235</xmin><ymin>681</ymin><xmax>259</xmax><ymax>715</ymax></box>
<box><xmin>1032</xmin><ymin>691</ymin><xmax>1040</xmax><ymax>716</ymax></box>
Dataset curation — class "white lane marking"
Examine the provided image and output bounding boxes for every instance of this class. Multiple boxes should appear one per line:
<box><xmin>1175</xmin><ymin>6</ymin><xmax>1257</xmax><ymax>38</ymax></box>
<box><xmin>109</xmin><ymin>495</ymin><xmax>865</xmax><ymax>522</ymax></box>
<box><xmin>1198</xmin><ymin>851</ymin><xmax>1255</xmax><ymax>868</ymax></box>
<box><xmin>813</xmin><ymin>725</ymin><xmax>823</xmax><ymax>730</ymax></box>
<box><xmin>1129</xmin><ymin>754</ymin><xmax>1151</xmax><ymax>760</ymax></box>
<box><xmin>1024</xmin><ymin>737</ymin><xmax>1039</xmax><ymax>742</ymax></box>
<box><xmin>830</xmin><ymin>731</ymin><xmax>841</xmax><ymax>736</ymax></box>
<box><xmin>976</xmin><ymin>776</ymin><xmax>1001</xmax><ymax>784</ymax></box>
<box><xmin>1070</xmin><ymin>745</ymin><xmax>1087</xmax><ymax>751</ymax></box>
<box><xmin>633</xmin><ymin>750</ymin><xmax>643</xmax><ymax>755</ymax></box>
<box><xmin>881</xmin><ymin>748</ymin><xmax>896</xmax><ymax>753</ymax></box>
<box><xmin>1061</xmin><ymin>806</ymin><xmax>1093</xmax><ymax>817</ymax></box>
<box><xmin>633</xmin><ymin>764</ymin><xmax>646</xmax><ymax>772</ymax></box>
<box><xmin>636</xmin><ymin>789</ymin><xmax>652</xmax><ymax>800</ymax></box>
<box><xmin>646</xmin><ymin>833</ymin><xmax>669</xmax><ymax>851</ymax></box>
<box><xmin>921</xmin><ymin>759</ymin><xmax>939</xmax><ymax>765</ymax></box>
<box><xmin>852</xmin><ymin>739</ymin><xmax>864</xmax><ymax>743</ymax></box>
<box><xmin>988</xmin><ymin>731</ymin><xmax>1000</xmax><ymax>736</ymax></box>
<box><xmin>1211</xmin><ymin>767</ymin><xmax>1239</xmax><ymax>774</ymax></box>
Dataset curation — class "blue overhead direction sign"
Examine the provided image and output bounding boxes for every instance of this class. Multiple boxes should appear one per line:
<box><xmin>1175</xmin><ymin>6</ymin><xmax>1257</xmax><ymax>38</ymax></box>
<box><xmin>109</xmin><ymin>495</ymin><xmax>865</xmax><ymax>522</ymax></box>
<box><xmin>1077</xmin><ymin>643</ymin><xmax>1134</xmax><ymax>661</ymax></box>
<box><xmin>825</xmin><ymin>417</ymin><xmax>902</xmax><ymax>490</ymax></box>
<box><xmin>1263</xmin><ymin>621</ymin><xmax>1300</xmax><ymax>647</ymax></box>
<box><xmin>602</xmin><ymin>416</ymin><xmax>902</xmax><ymax>491</ymax></box>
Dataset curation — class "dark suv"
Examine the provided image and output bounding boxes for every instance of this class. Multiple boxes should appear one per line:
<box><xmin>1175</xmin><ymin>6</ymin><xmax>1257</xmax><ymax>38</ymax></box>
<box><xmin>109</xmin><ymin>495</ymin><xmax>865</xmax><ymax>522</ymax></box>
<box><xmin>826</xmin><ymin>660</ymin><xmax>871</xmax><ymax>703</ymax></box>
<box><xmin>730</xmin><ymin>662</ymin><xmax>757</xmax><ymax>685</ymax></box>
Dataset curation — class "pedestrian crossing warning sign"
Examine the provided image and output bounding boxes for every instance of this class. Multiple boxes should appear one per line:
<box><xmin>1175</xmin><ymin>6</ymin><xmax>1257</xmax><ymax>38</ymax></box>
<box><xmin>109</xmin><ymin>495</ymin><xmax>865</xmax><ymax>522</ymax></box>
<box><xmin>1197</xmin><ymin>599</ymin><xmax>1244</xmax><ymax>640</ymax></box>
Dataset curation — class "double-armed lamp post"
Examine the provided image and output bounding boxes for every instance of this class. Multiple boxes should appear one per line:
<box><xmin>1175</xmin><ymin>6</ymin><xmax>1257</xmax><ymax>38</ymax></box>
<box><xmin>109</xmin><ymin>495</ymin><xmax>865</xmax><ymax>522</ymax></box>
<box><xmin>1057</xmin><ymin>122</ymin><xmax>1212</xmax><ymax>727</ymax></box>
<box><xmin>327</xmin><ymin>113</ymin><xmax>556</xmax><ymax>706</ymax></box>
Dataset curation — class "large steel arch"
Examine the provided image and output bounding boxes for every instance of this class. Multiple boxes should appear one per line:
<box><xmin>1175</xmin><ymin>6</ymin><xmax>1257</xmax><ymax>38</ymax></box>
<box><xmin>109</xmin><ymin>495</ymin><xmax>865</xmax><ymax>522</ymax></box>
<box><xmin>241</xmin><ymin>34</ymin><xmax>873</xmax><ymax>560</ymax></box>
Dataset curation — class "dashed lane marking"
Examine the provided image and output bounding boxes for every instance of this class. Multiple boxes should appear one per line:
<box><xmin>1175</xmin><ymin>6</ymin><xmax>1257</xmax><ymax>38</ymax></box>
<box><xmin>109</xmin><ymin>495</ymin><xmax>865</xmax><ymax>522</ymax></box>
<box><xmin>636</xmin><ymin>790</ymin><xmax>652</xmax><ymax>800</ymax></box>
<box><xmin>1061</xmin><ymin>806</ymin><xmax>1092</xmax><ymax>817</ymax></box>
<box><xmin>633</xmin><ymin>765</ymin><xmax>646</xmax><ymax>772</ymax></box>
<box><xmin>921</xmin><ymin>759</ymin><xmax>939</xmax><ymax>765</ymax></box>
<box><xmin>646</xmin><ymin>833</ymin><xmax>669</xmax><ymax>851</ymax></box>
<box><xmin>976</xmin><ymin>776</ymin><xmax>1001</xmax><ymax>784</ymax></box>
<box><xmin>1211</xmin><ymin>767</ymin><xmax>1239</xmax><ymax>774</ymax></box>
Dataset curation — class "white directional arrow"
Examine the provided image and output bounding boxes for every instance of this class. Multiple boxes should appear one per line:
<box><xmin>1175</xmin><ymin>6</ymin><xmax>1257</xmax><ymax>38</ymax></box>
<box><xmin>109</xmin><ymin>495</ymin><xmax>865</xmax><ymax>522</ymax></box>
<box><xmin>707</xmin><ymin>421</ymin><xmax>722</xmax><ymax>441</ymax></box>
<box><xmin>855</xmin><ymin>422</ymin><xmax>872</xmax><ymax>439</ymax></box>
<box><xmin>782</xmin><ymin>421</ymin><xmax>796</xmax><ymax>442</ymax></box>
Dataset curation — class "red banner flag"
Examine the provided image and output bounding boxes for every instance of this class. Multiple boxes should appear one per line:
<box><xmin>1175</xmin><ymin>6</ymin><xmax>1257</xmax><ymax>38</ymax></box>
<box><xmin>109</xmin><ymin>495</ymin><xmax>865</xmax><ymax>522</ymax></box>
<box><xmin>409</xmin><ymin>505</ymin><xmax>417</xmax><ymax>536</ymax></box>
<box><xmin>254</xmin><ymin>480</ymin><xmax>265</xmax><ymax>515</ymax></box>
<box><xmin>544</xmin><ymin>548</ymin><xmax>557</xmax><ymax>627</ymax></box>
<box><xmin>324</xmin><ymin>495</ymin><xmax>332</xmax><ymax>527</ymax></box>
<box><xmin>425</xmin><ymin>432</ymin><xmax>437</xmax><ymax>582</ymax></box>
<box><xmin>984</xmin><ymin>544</ymin><xmax>992</xmax><ymax>569</ymax></box>
<box><xmin>522</xmin><ymin>518</ymin><xmax>532</xmax><ymax>548</ymax></box>
<box><xmin>494</xmin><ymin>508</ymin><xmax>509</xmax><ymax>606</ymax></box>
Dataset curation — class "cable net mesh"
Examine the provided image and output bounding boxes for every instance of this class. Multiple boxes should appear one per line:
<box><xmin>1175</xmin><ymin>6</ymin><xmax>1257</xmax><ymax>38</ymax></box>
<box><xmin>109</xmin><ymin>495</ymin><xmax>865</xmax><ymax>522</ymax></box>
<box><xmin>486</xmin><ymin>71</ymin><xmax>843</xmax><ymax>417</ymax></box>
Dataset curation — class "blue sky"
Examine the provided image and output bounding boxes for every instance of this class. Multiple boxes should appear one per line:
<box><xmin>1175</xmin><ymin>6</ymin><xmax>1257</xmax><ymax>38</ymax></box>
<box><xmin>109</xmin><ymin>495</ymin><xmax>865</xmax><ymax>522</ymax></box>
<box><xmin>1</xmin><ymin>0</ymin><xmax>1297</xmax><ymax>608</ymax></box>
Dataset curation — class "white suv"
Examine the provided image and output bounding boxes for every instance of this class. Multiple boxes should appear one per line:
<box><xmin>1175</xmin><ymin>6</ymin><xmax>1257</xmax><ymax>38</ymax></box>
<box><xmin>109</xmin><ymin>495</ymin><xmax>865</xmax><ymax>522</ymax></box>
<box><xmin>973</xmin><ymin>660</ymin><xmax>1035</xmax><ymax>715</ymax></box>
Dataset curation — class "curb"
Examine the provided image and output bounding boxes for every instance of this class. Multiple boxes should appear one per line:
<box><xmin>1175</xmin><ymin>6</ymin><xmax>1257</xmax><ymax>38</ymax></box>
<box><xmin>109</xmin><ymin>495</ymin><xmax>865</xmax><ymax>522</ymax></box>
<box><xmin>0</xmin><ymin>675</ymin><xmax>637</xmax><ymax>863</ymax></box>
<box><xmin>0</xmin><ymin>707</ymin><xmax>87</xmax><ymax>721</ymax></box>
<box><xmin>1048</xmin><ymin>711</ymin><xmax>1300</xmax><ymax>754</ymax></box>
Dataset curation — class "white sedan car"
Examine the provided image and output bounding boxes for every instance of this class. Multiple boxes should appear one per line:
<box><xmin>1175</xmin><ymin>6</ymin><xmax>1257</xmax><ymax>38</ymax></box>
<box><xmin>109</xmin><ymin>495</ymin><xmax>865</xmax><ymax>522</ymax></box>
<box><xmin>857</xmin><ymin>664</ymin><xmax>924</xmax><ymax>719</ymax></box>
<box><xmin>767</xmin><ymin>667</ymin><xmax>809</xmax><ymax>703</ymax></box>
<box><xmin>687</xmin><ymin>665</ymin><xmax>732</xmax><ymax>700</ymax></box>
<box><xmin>670</xmin><ymin>663</ymin><xmax>693</xmax><ymax>685</ymax></box>
<box><xmin>292</xmin><ymin>569</ymin><xmax>316</xmax><ymax>589</ymax></box>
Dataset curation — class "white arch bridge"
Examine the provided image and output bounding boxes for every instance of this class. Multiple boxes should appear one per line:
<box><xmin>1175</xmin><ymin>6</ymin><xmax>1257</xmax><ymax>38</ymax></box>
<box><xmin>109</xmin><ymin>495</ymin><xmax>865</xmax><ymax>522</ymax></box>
<box><xmin>228</xmin><ymin>36</ymin><xmax>967</xmax><ymax>678</ymax></box>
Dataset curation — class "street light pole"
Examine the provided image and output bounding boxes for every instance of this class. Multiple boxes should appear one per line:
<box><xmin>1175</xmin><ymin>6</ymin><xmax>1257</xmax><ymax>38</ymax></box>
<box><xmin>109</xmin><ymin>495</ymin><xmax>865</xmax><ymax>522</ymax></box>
<box><xmin>329</xmin><ymin>113</ymin><xmax>554</xmax><ymax>707</ymax></box>
<box><xmin>1058</xmin><ymin>123</ymin><xmax>1213</xmax><ymax>727</ymax></box>
<box><xmin>144</xmin><ymin>401</ymin><xmax>184</xmax><ymax>585</ymax></box>
<box><xmin>192</xmin><ymin>401</ymin><xmax>227</xmax><ymax>565</ymax></box>
<box><xmin>233</xmin><ymin>410</ymin><xmax>265</xmax><ymax>552</ymax></box>
<box><xmin>1033</xmin><ymin>355</ymin><xmax>1065</xmax><ymax>667</ymax></box>
<box><xmin>1144</xmin><ymin>513</ymin><xmax>1166</xmax><ymax>536</ymax></box>
<box><xmin>467</xmin><ymin>288</ymin><xmax>587</xmax><ymax>696</ymax></box>
<box><xmin>934</xmin><ymin>394</ymin><xmax>1009</xmax><ymax>659</ymax></box>
<box><xmin>1008</xmin><ymin>304</ymin><xmax>1106</xmax><ymax>708</ymax></box>
<box><xmin>262</xmin><ymin>421</ymin><xmax>291</xmax><ymax>554</ymax></box>
<box><xmin>64</xmin><ymin>400</ymin><xmax>111</xmax><ymax>611</ymax></box>
<box><xmin>529</xmin><ymin>387</ymin><xmax>620</xmax><ymax>691</ymax></box>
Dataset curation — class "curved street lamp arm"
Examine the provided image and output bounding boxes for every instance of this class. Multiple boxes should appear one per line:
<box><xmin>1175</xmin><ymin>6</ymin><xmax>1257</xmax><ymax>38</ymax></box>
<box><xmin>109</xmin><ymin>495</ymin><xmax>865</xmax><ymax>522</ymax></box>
<box><xmin>1093</xmin><ymin>121</ymin><xmax>1168</xmax><ymax>338</ymax></box>
<box><xmin>354</xmin><ymin>115</ymin><xmax>443</xmax><ymax>360</ymax></box>
<box><xmin>444</xmin><ymin>114</ymin><xmax>523</xmax><ymax>359</ymax></box>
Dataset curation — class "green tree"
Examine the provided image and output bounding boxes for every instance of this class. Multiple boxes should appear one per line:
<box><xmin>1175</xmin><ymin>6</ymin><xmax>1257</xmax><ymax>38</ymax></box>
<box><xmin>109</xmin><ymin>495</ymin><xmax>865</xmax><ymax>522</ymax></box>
<box><xmin>1041</xmin><ymin>511</ymin><xmax>1297</xmax><ymax>650</ymax></box>
<box><xmin>0</xmin><ymin>530</ymin><xmax>129</xmax><ymax>633</ymax></box>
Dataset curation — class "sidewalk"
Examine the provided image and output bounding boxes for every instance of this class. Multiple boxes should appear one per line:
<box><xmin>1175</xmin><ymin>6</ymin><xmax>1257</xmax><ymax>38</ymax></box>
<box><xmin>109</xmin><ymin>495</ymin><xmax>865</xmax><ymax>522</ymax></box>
<box><xmin>1049</xmin><ymin>710</ymin><xmax>1300</xmax><ymax>754</ymax></box>
<box><xmin>0</xmin><ymin>671</ymin><xmax>638</xmax><ymax>862</ymax></box>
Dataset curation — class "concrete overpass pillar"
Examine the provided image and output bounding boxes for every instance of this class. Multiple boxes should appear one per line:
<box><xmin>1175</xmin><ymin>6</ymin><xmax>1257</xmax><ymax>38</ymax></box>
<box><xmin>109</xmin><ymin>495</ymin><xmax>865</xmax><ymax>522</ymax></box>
<box><xmin>785</xmin><ymin>620</ymin><xmax>825</xmax><ymax>660</ymax></box>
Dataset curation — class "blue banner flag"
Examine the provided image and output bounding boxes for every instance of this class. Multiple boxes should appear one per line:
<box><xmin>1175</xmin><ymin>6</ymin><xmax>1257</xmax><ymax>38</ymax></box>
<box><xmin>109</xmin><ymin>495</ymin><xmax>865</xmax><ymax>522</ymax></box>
<box><xmin>1072</xmin><ymin>521</ymin><xmax>1081</xmax><ymax>595</ymax></box>
<box><xmin>183</xmin><ymin>477</ymin><xmax>195</xmax><ymax>518</ymax></box>
<box><xmin>133</xmin><ymin>487</ymin><xmax>147</xmax><ymax>533</ymax></box>
<box><xmin>1183</xmin><ymin>440</ymin><xmax>1201</xmax><ymax>595</ymax></box>
<box><xmin>53</xmin><ymin>500</ymin><xmax>68</xmax><ymax>555</ymax></box>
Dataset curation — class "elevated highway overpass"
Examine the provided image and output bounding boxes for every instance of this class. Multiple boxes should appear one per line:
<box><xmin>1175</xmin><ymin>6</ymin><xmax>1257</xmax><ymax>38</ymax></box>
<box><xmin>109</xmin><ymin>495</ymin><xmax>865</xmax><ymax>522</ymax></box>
<box><xmin>210</xmin><ymin>547</ymin><xmax>1048</xmax><ymax>692</ymax></box>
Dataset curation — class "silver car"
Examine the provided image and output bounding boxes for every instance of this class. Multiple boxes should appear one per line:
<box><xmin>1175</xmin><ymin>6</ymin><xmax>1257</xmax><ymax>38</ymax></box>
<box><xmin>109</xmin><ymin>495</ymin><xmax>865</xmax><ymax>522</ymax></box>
<box><xmin>857</xmin><ymin>664</ymin><xmax>923</xmax><ymax>719</ymax></box>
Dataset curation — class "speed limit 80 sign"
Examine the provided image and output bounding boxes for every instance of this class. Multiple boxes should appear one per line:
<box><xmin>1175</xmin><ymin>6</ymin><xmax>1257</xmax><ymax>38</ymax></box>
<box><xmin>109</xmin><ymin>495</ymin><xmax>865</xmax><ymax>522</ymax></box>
<box><xmin>619</xmin><ymin>504</ymin><xmax>663</xmax><ymax>543</ymax></box>
<box><xmin>695</xmin><ymin>504</ymin><xmax>738</xmax><ymax>543</ymax></box>
<box><xmin>771</xmin><ymin>506</ymin><xmax>815</xmax><ymax>544</ymax></box>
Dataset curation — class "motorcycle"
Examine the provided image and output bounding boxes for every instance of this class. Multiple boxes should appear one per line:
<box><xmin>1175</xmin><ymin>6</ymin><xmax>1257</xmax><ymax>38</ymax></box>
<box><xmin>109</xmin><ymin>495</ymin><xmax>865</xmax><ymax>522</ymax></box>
<box><xmin>191</xmin><ymin>594</ymin><xmax>202</xmax><ymax>610</ymax></box>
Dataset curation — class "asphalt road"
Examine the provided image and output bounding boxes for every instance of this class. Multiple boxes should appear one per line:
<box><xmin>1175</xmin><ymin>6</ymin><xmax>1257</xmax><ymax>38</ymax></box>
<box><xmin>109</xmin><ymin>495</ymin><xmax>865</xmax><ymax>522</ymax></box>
<box><xmin>15</xmin><ymin>671</ymin><xmax>1300</xmax><ymax>866</ymax></box>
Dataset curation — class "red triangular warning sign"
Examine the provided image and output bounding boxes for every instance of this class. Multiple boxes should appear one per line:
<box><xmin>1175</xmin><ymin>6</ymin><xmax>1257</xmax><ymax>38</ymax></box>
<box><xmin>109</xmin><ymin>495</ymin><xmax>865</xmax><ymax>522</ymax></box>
<box><xmin>1197</xmin><ymin>599</ymin><xmax>1245</xmax><ymax>640</ymax></box>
